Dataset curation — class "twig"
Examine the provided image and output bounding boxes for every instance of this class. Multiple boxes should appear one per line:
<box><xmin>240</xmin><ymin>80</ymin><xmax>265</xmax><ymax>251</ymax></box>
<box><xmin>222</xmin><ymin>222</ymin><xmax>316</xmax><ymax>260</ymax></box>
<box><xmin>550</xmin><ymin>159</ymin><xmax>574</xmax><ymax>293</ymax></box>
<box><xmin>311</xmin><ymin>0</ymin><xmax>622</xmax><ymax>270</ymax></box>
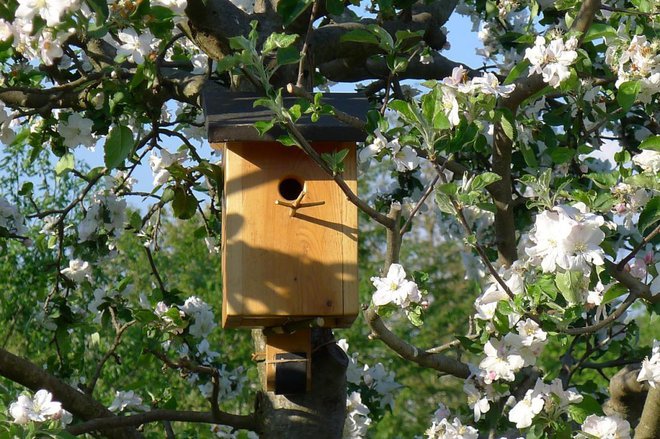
<box><xmin>87</xmin><ymin>319</ymin><xmax>136</xmax><ymax>395</ymax></box>
<box><xmin>284</xmin><ymin>119</ymin><xmax>394</xmax><ymax>228</ymax></box>
<box><xmin>400</xmin><ymin>170</ymin><xmax>440</xmax><ymax>236</ymax></box>
<box><xmin>617</xmin><ymin>224</ymin><xmax>660</xmax><ymax>271</ymax></box>
<box><xmin>296</xmin><ymin>0</ymin><xmax>320</xmax><ymax>89</ymax></box>
<box><xmin>145</xmin><ymin>246</ymin><xmax>167</xmax><ymax>293</ymax></box>
<box><xmin>564</xmin><ymin>292</ymin><xmax>637</xmax><ymax>335</ymax></box>
<box><xmin>285</xmin><ymin>83</ymin><xmax>366</xmax><ymax>130</ymax></box>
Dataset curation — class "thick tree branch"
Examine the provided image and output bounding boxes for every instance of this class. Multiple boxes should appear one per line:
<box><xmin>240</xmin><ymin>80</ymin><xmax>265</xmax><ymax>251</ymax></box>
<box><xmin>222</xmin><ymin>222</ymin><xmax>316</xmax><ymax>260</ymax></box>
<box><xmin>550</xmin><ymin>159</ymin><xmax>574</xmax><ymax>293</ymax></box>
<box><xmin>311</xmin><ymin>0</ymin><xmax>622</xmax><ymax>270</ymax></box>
<box><xmin>363</xmin><ymin>307</ymin><xmax>470</xmax><ymax>378</ymax></box>
<box><xmin>635</xmin><ymin>386</ymin><xmax>660</xmax><ymax>439</ymax></box>
<box><xmin>66</xmin><ymin>409</ymin><xmax>257</xmax><ymax>436</ymax></box>
<box><xmin>0</xmin><ymin>348</ymin><xmax>140</xmax><ymax>439</ymax></box>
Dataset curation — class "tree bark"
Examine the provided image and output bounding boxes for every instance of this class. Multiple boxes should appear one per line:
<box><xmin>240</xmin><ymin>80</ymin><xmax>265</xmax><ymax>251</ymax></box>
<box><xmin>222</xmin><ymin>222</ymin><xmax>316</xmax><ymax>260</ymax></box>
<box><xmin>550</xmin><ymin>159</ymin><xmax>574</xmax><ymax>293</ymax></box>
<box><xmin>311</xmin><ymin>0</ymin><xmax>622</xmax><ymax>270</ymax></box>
<box><xmin>253</xmin><ymin>329</ymin><xmax>348</xmax><ymax>438</ymax></box>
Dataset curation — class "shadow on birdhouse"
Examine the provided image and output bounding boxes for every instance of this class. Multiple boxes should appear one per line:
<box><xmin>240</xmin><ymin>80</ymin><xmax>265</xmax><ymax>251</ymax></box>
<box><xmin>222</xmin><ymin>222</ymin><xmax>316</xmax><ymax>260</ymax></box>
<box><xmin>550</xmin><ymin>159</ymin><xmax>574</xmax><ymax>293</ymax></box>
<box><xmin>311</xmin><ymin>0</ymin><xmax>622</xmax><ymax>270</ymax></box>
<box><xmin>203</xmin><ymin>88</ymin><xmax>368</xmax><ymax>394</ymax></box>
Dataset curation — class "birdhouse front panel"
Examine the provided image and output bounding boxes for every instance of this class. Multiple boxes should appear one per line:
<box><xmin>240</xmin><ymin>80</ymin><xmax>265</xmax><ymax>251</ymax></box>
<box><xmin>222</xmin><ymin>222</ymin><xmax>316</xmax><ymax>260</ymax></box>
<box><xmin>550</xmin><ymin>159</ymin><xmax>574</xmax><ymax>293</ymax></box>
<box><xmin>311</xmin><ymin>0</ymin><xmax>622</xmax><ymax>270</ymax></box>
<box><xmin>221</xmin><ymin>141</ymin><xmax>358</xmax><ymax>328</ymax></box>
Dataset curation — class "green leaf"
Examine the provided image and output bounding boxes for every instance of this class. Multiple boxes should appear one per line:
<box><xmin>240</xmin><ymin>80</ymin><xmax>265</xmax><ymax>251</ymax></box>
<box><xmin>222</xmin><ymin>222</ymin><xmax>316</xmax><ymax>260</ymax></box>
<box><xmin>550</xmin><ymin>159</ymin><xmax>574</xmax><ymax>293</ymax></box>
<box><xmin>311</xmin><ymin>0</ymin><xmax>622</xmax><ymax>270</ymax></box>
<box><xmin>277</xmin><ymin>134</ymin><xmax>299</xmax><ymax>147</ymax></box>
<box><xmin>616</xmin><ymin>81</ymin><xmax>641</xmax><ymax>112</ymax></box>
<box><xmin>388</xmin><ymin>100</ymin><xmax>417</xmax><ymax>124</ymax></box>
<box><xmin>639</xmin><ymin>135</ymin><xmax>660</xmax><ymax>152</ymax></box>
<box><xmin>499</xmin><ymin>109</ymin><xmax>516</xmax><ymax>141</ymax></box>
<box><xmin>340</xmin><ymin>29</ymin><xmax>380</xmax><ymax>45</ymax></box>
<box><xmin>567</xmin><ymin>394</ymin><xmax>603</xmax><ymax>423</ymax></box>
<box><xmin>602</xmin><ymin>283</ymin><xmax>628</xmax><ymax>305</ymax></box>
<box><xmin>86</xmin><ymin>0</ymin><xmax>109</xmax><ymax>21</ymax></box>
<box><xmin>548</xmin><ymin>146</ymin><xmax>575</xmax><ymax>164</ymax></box>
<box><xmin>555</xmin><ymin>270</ymin><xmax>586</xmax><ymax>305</ymax></box>
<box><xmin>519</xmin><ymin>141</ymin><xmax>538</xmax><ymax>168</ymax></box>
<box><xmin>55</xmin><ymin>153</ymin><xmax>75</xmax><ymax>176</ymax></box>
<box><xmin>18</xmin><ymin>181</ymin><xmax>33</xmax><ymax>196</ymax></box>
<box><xmin>503</xmin><ymin>59</ymin><xmax>530</xmax><ymax>85</ymax></box>
<box><xmin>172</xmin><ymin>187</ymin><xmax>197</xmax><ymax>220</ymax></box>
<box><xmin>435</xmin><ymin>191</ymin><xmax>455</xmax><ymax>214</ymax></box>
<box><xmin>276</xmin><ymin>46</ymin><xmax>300</xmax><ymax>66</ymax></box>
<box><xmin>104</xmin><ymin>125</ymin><xmax>134</xmax><ymax>169</ymax></box>
<box><xmin>277</xmin><ymin>0</ymin><xmax>313</xmax><ymax>26</ymax></box>
<box><xmin>325</xmin><ymin>0</ymin><xmax>344</xmax><ymax>15</ymax></box>
<box><xmin>370</xmin><ymin>25</ymin><xmax>395</xmax><ymax>51</ymax></box>
<box><xmin>263</xmin><ymin>33</ymin><xmax>298</xmax><ymax>54</ymax></box>
<box><xmin>583</xmin><ymin>23</ymin><xmax>617</xmax><ymax>42</ymax></box>
<box><xmin>254</xmin><ymin>120</ymin><xmax>276</xmax><ymax>137</ymax></box>
<box><xmin>638</xmin><ymin>196</ymin><xmax>660</xmax><ymax>235</ymax></box>
<box><xmin>471</xmin><ymin>172</ymin><xmax>501</xmax><ymax>192</ymax></box>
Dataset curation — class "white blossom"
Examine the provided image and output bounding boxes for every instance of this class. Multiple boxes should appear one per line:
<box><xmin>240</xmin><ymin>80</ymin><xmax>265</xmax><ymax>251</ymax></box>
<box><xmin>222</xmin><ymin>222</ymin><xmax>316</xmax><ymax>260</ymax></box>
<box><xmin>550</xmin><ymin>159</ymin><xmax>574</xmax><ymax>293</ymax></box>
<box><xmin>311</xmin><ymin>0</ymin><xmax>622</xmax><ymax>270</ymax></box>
<box><xmin>508</xmin><ymin>388</ymin><xmax>544</xmax><ymax>429</ymax></box>
<box><xmin>425</xmin><ymin>407</ymin><xmax>479</xmax><ymax>439</ymax></box>
<box><xmin>0</xmin><ymin>19</ymin><xmax>12</xmax><ymax>42</ymax></box>
<box><xmin>637</xmin><ymin>339</ymin><xmax>660</xmax><ymax>388</ymax></box>
<box><xmin>116</xmin><ymin>28</ymin><xmax>158</xmax><ymax>65</ymax></box>
<box><xmin>632</xmin><ymin>149</ymin><xmax>660</xmax><ymax>174</ymax></box>
<box><xmin>525</xmin><ymin>36</ymin><xmax>579</xmax><ymax>88</ymax></box>
<box><xmin>61</xmin><ymin>258</ymin><xmax>92</xmax><ymax>283</ymax></box>
<box><xmin>390</xmin><ymin>139</ymin><xmax>421</xmax><ymax>172</ymax></box>
<box><xmin>108</xmin><ymin>390</ymin><xmax>147</xmax><ymax>412</ymax></box>
<box><xmin>16</xmin><ymin>0</ymin><xmax>79</xmax><ymax>27</ymax></box>
<box><xmin>59</xmin><ymin>113</ymin><xmax>96</xmax><ymax>149</ymax></box>
<box><xmin>149</xmin><ymin>149</ymin><xmax>187</xmax><ymax>187</ymax></box>
<box><xmin>370</xmin><ymin>263</ymin><xmax>421</xmax><ymax>308</ymax></box>
<box><xmin>470</xmin><ymin>72</ymin><xmax>516</xmax><ymax>97</ymax></box>
<box><xmin>526</xmin><ymin>203</ymin><xmax>605</xmax><ymax>275</ymax></box>
<box><xmin>343</xmin><ymin>392</ymin><xmax>371</xmax><ymax>438</ymax></box>
<box><xmin>578</xmin><ymin>414</ymin><xmax>631</xmax><ymax>439</ymax></box>
<box><xmin>0</xmin><ymin>196</ymin><xmax>27</xmax><ymax>236</ymax></box>
<box><xmin>181</xmin><ymin>296</ymin><xmax>216</xmax><ymax>339</ymax></box>
<box><xmin>479</xmin><ymin>335</ymin><xmax>525</xmax><ymax>383</ymax></box>
<box><xmin>359</xmin><ymin>129</ymin><xmax>390</xmax><ymax>163</ymax></box>
<box><xmin>9</xmin><ymin>389</ymin><xmax>63</xmax><ymax>424</ymax></box>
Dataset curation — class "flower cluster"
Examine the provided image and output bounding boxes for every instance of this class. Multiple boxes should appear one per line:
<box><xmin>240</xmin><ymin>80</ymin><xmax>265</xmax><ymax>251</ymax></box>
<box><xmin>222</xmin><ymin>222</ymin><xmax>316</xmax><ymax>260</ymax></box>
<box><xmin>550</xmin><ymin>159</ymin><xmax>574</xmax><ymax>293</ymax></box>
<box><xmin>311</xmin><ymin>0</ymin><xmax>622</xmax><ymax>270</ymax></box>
<box><xmin>77</xmin><ymin>188</ymin><xmax>127</xmax><ymax>243</ymax></box>
<box><xmin>338</xmin><ymin>339</ymin><xmax>401</xmax><ymax>411</ymax></box>
<box><xmin>606</xmin><ymin>33</ymin><xmax>660</xmax><ymax>102</ymax></box>
<box><xmin>1</xmin><ymin>0</ymin><xmax>78</xmax><ymax>66</ymax></box>
<box><xmin>180</xmin><ymin>296</ymin><xmax>216</xmax><ymax>339</ymax></box>
<box><xmin>478</xmin><ymin>321</ymin><xmax>547</xmax><ymax>384</ymax></box>
<box><xmin>525</xmin><ymin>203</ymin><xmax>605</xmax><ymax>275</ymax></box>
<box><xmin>9</xmin><ymin>389</ymin><xmax>71</xmax><ymax>426</ymax></box>
<box><xmin>508</xmin><ymin>378</ymin><xmax>582</xmax><ymax>429</ymax></box>
<box><xmin>343</xmin><ymin>392</ymin><xmax>371</xmax><ymax>438</ymax></box>
<box><xmin>632</xmin><ymin>149</ymin><xmax>660</xmax><ymax>174</ymax></box>
<box><xmin>425</xmin><ymin>404</ymin><xmax>478</xmax><ymax>439</ymax></box>
<box><xmin>637</xmin><ymin>339</ymin><xmax>660</xmax><ymax>388</ymax></box>
<box><xmin>577</xmin><ymin>414</ymin><xmax>631</xmax><ymax>439</ymax></box>
<box><xmin>525</xmin><ymin>35</ymin><xmax>579</xmax><ymax>88</ymax></box>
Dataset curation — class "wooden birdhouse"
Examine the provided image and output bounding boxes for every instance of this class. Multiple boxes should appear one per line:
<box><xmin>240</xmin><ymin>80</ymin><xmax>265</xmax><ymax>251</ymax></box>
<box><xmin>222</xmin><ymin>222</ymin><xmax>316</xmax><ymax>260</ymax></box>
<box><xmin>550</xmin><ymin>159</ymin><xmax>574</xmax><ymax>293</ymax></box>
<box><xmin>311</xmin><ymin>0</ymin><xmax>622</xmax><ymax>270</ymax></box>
<box><xmin>203</xmin><ymin>88</ymin><xmax>367</xmax><ymax>393</ymax></box>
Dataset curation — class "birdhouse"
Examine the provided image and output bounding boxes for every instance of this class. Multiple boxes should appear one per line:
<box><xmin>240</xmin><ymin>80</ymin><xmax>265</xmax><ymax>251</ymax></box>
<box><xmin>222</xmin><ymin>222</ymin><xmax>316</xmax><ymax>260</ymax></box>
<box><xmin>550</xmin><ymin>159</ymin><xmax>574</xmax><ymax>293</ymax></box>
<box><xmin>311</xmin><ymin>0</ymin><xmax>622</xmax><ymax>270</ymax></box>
<box><xmin>203</xmin><ymin>89</ymin><xmax>367</xmax><ymax>393</ymax></box>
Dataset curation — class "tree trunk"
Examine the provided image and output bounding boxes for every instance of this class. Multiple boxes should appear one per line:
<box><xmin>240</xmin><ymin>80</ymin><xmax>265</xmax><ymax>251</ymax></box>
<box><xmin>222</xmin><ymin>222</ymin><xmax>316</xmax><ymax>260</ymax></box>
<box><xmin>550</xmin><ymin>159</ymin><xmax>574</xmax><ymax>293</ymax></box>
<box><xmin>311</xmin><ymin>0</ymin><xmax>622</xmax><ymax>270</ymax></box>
<box><xmin>252</xmin><ymin>328</ymin><xmax>348</xmax><ymax>438</ymax></box>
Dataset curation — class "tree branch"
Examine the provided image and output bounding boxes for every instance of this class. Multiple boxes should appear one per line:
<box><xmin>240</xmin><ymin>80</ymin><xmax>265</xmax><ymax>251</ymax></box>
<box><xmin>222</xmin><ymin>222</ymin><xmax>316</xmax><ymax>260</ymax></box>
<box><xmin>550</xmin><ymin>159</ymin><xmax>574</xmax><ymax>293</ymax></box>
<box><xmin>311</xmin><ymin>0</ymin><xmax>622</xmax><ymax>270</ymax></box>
<box><xmin>635</xmin><ymin>385</ymin><xmax>660</xmax><ymax>439</ymax></box>
<box><xmin>0</xmin><ymin>348</ymin><xmax>140</xmax><ymax>439</ymax></box>
<box><xmin>363</xmin><ymin>307</ymin><xmax>470</xmax><ymax>378</ymax></box>
<box><xmin>66</xmin><ymin>409</ymin><xmax>257</xmax><ymax>436</ymax></box>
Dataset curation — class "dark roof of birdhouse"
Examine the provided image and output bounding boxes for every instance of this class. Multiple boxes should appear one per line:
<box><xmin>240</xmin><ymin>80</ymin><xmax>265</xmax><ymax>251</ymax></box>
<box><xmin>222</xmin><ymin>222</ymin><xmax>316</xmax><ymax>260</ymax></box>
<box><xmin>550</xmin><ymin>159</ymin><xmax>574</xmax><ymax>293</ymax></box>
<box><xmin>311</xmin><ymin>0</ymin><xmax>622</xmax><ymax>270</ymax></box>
<box><xmin>202</xmin><ymin>87</ymin><xmax>369</xmax><ymax>143</ymax></box>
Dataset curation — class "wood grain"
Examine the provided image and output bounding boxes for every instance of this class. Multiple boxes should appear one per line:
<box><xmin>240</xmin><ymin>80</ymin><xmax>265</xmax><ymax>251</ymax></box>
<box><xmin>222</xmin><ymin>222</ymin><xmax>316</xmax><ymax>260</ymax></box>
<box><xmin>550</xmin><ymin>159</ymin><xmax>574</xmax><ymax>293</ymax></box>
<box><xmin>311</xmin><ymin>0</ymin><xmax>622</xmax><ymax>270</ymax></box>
<box><xmin>220</xmin><ymin>141</ymin><xmax>358</xmax><ymax>328</ymax></box>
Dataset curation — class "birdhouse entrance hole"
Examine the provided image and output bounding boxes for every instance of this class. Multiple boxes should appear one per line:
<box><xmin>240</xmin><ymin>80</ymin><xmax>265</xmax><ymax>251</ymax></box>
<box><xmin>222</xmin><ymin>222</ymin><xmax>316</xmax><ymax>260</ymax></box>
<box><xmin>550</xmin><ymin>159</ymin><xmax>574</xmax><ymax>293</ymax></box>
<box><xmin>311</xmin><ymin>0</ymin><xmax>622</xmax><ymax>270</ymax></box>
<box><xmin>278</xmin><ymin>176</ymin><xmax>304</xmax><ymax>201</ymax></box>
